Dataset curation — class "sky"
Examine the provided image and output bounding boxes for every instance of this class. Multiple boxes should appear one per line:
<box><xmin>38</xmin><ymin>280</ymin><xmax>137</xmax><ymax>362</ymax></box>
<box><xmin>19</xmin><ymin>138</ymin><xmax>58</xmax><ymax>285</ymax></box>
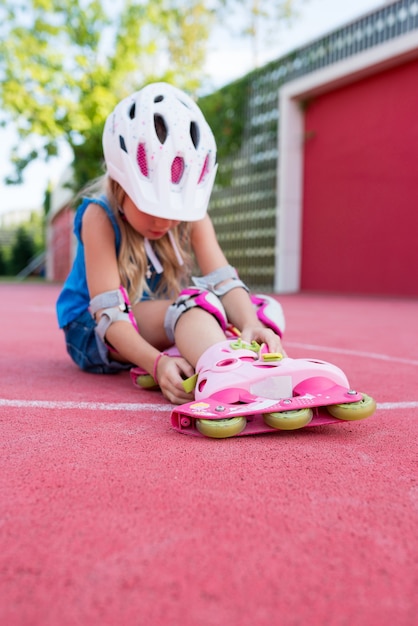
<box><xmin>0</xmin><ymin>0</ymin><xmax>386</xmax><ymax>216</ymax></box>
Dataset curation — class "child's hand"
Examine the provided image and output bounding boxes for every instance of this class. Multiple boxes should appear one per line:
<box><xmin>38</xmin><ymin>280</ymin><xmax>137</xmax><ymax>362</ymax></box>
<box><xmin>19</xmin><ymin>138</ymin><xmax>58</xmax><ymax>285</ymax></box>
<box><xmin>156</xmin><ymin>355</ymin><xmax>195</xmax><ymax>405</ymax></box>
<box><xmin>240</xmin><ymin>326</ymin><xmax>287</xmax><ymax>357</ymax></box>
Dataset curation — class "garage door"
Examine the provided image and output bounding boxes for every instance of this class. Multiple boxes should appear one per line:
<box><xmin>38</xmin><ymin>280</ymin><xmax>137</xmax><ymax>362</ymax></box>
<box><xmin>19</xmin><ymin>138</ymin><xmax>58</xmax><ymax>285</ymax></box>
<box><xmin>301</xmin><ymin>56</ymin><xmax>418</xmax><ymax>296</ymax></box>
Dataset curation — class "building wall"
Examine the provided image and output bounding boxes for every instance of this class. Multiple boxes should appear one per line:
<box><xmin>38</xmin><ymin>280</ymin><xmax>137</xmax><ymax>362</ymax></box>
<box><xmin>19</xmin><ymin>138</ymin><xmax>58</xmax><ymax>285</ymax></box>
<box><xmin>203</xmin><ymin>0</ymin><xmax>418</xmax><ymax>293</ymax></box>
<box><xmin>46</xmin><ymin>165</ymin><xmax>75</xmax><ymax>282</ymax></box>
<box><xmin>48</xmin><ymin>207</ymin><xmax>74</xmax><ymax>283</ymax></box>
<box><xmin>301</xmin><ymin>56</ymin><xmax>418</xmax><ymax>296</ymax></box>
<box><xmin>45</xmin><ymin>0</ymin><xmax>418</xmax><ymax>292</ymax></box>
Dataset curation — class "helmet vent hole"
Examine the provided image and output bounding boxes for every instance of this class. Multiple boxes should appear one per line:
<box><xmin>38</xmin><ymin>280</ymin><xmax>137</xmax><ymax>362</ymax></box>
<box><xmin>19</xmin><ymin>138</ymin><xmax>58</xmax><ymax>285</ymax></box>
<box><xmin>137</xmin><ymin>143</ymin><xmax>148</xmax><ymax>177</ymax></box>
<box><xmin>171</xmin><ymin>156</ymin><xmax>184</xmax><ymax>184</ymax></box>
<box><xmin>190</xmin><ymin>122</ymin><xmax>200</xmax><ymax>148</ymax></box>
<box><xmin>129</xmin><ymin>103</ymin><xmax>136</xmax><ymax>119</ymax></box>
<box><xmin>154</xmin><ymin>114</ymin><xmax>167</xmax><ymax>144</ymax></box>
<box><xmin>154</xmin><ymin>95</ymin><xmax>164</xmax><ymax>103</ymax></box>
<box><xmin>119</xmin><ymin>135</ymin><xmax>128</xmax><ymax>153</ymax></box>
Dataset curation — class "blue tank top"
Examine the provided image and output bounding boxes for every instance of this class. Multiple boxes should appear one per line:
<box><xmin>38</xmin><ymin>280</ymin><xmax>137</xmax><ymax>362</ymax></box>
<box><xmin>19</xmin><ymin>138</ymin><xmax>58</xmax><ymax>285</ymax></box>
<box><xmin>56</xmin><ymin>195</ymin><xmax>161</xmax><ymax>328</ymax></box>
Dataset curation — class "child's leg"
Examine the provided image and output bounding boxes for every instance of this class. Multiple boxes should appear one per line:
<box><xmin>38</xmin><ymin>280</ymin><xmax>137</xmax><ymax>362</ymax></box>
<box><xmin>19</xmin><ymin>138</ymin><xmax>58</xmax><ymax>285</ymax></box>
<box><xmin>174</xmin><ymin>307</ymin><xmax>226</xmax><ymax>367</ymax></box>
<box><xmin>132</xmin><ymin>300</ymin><xmax>174</xmax><ymax>351</ymax></box>
<box><xmin>164</xmin><ymin>288</ymin><xmax>228</xmax><ymax>367</ymax></box>
<box><xmin>133</xmin><ymin>295</ymin><xmax>226</xmax><ymax>361</ymax></box>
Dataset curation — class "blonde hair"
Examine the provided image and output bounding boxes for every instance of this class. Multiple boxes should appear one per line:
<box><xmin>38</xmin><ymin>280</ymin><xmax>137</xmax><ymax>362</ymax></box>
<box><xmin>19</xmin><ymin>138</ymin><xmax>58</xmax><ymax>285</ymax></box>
<box><xmin>81</xmin><ymin>175</ymin><xmax>193</xmax><ymax>302</ymax></box>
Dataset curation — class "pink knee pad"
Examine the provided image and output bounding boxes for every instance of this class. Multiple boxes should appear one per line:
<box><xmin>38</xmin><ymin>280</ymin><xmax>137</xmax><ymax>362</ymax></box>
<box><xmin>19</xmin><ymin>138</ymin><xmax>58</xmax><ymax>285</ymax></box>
<box><xmin>251</xmin><ymin>294</ymin><xmax>285</xmax><ymax>337</ymax></box>
<box><xmin>164</xmin><ymin>288</ymin><xmax>228</xmax><ymax>343</ymax></box>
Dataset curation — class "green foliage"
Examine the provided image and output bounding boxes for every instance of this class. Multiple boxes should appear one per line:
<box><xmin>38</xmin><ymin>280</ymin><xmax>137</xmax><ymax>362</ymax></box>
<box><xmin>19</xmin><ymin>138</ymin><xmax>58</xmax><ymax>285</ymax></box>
<box><xmin>9</xmin><ymin>226</ymin><xmax>36</xmax><ymax>275</ymax></box>
<box><xmin>0</xmin><ymin>246</ymin><xmax>8</xmax><ymax>275</ymax></box>
<box><xmin>0</xmin><ymin>0</ymin><xmax>216</xmax><ymax>191</ymax></box>
<box><xmin>199</xmin><ymin>75</ymin><xmax>251</xmax><ymax>186</ymax></box>
<box><xmin>0</xmin><ymin>0</ymin><xmax>305</xmax><ymax>193</ymax></box>
<box><xmin>0</xmin><ymin>211</ymin><xmax>45</xmax><ymax>275</ymax></box>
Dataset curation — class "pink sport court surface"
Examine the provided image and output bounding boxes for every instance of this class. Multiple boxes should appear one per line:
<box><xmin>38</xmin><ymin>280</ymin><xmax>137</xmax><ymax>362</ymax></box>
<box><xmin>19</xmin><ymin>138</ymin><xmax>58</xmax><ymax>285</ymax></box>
<box><xmin>1</xmin><ymin>282</ymin><xmax>417</xmax><ymax>626</ymax></box>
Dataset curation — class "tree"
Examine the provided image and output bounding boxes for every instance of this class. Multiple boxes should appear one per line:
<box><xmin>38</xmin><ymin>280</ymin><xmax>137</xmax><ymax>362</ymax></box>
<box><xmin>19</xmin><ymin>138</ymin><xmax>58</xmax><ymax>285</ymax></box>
<box><xmin>0</xmin><ymin>0</ymin><xmax>305</xmax><ymax>191</ymax></box>
<box><xmin>0</xmin><ymin>0</ymin><xmax>216</xmax><ymax>190</ymax></box>
<box><xmin>0</xmin><ymin>246</ymin><xmax>9</xmax><ymax>276</ymax></box>
<box><xmin>9</xmin><ymin>226</ymin><xmax>36</xmax><ymax>275</ymax></box>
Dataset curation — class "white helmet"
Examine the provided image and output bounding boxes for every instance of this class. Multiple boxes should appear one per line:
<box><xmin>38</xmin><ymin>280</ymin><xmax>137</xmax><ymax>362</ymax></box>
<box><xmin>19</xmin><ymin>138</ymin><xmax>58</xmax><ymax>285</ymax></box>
<box><xmin>102</xmin><ymin>82</ymin><xmax>218</xmax><ymax>221</ymax></box>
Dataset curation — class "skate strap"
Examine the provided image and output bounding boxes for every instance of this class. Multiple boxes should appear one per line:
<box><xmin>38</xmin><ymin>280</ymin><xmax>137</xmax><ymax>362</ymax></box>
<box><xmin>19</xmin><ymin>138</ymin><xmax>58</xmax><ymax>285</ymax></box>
<box><xmin>182</xmin><ymin>373</ymin><xmax>198</xmax><ymax>394</ymax></box>
<box><xmin>230</xmin><ymin>339</ymin><xmax>283</xmax><ymax>361</ymax></box>
<box><xmin>261</xmin><ymin>352</ymin><xmax>284</xmax><ymax>362</ymax></box>
<box><xmin>230</xmin><ymin>338</ymin><xmax>261</xmax><ymax>353</ymax></box>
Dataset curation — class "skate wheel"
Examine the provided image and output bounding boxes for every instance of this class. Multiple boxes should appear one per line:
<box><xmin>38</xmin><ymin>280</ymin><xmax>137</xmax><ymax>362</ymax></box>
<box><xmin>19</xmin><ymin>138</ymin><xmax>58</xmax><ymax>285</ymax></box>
<box><xmin>263</xmin><ymin>408</ymin><xmax>313</xmax><ymax>430</ymax></box>
<box><xmin>327</xmin><ymin>393</ymin><xmax>376</xmax><ymax>421</ymax></box>
<box><xmin>196</xmin><ymin>416</ymin><xmax>247</xmax><ymax>439</ymax></box>
<box><xmin>135</xmin><ymin>374</ymin><xmax>158</xmax><ymax>389</ymax></box>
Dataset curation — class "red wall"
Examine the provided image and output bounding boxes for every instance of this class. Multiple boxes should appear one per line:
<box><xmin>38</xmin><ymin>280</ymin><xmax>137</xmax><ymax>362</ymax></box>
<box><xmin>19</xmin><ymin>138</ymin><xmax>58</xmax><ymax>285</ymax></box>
<box><xmin>50</xmin><ymin>207</ymin><xmax>74</xmax><ymax>282</ymax></box>
<box><xmin>301</xmin><ymin>56</ymin><xmax>418</xmax><ymax>296</ymax></box>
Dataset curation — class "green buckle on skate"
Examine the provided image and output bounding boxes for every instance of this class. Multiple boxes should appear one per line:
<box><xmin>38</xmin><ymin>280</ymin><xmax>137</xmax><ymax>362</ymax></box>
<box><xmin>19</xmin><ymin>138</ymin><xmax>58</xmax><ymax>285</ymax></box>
<box><xmin>261</xmin><ymin>352</ymin><xmax>284</xmax><ymax>362</ymax></box>
<box><xmin>229</xmin><ymin>339</ymin><xmax>261</xmax><ymax>352</ymax></box>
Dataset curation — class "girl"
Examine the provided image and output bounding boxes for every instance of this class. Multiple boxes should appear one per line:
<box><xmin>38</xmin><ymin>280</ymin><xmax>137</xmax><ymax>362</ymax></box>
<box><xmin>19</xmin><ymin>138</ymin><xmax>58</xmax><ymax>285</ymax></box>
<box><xmin>57</xmin><ymin>82</ymin><xmax>285</xmax><ymax>405</ymax></box>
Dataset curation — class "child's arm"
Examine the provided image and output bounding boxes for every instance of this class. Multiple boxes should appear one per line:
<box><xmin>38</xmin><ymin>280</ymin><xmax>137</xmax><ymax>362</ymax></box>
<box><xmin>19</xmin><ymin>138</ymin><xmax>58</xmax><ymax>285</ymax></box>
<box><xmin>82</xmin><ymin>203</ymin><xmax>193</xmax><ymax>403</ymax></box>
<box><xmin>82</xmin><ymin>202</ymin><xmax>159</xmax><ymax>368</ymax></box>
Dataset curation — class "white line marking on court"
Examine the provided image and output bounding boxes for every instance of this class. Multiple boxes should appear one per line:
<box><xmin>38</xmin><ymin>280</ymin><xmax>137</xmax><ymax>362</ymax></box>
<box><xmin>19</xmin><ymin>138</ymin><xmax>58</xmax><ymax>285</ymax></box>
<box><xmin>0</xmin><ymin>398</ymin><xmax>417</xmax><ymax>411</ymax></box>
<box><xmin>376</xmin><ymin>401</ymin><xmax>418</xmax><ymax>410</ymax></box>
<box><xmin>286</xmin><ymin>342</ymin><xmax>418</xmax><ymax>366</ymax></box>
<box><xmin>0</xmin><ymin>399</ymin><xmax>170</xmax><ymax>411</ymax></box>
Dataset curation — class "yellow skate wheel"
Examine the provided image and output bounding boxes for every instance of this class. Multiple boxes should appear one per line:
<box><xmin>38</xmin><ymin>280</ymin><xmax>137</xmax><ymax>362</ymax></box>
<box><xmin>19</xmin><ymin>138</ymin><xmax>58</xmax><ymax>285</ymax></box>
<box><xmin>263</xmin><ymin>408</ymin><xmax>313</xmax><ymax>431</ymax></box>
<box><xmin>196</xmin><ymin>416</ymin><xmax>247</xmax><ymax>439</ymax></box>
<box><xmin>135</xmin><ymin>374</ymin><xmax>158</xmax><ymax>389</ymax></box>
<box><xmin>327</xmin><ymin>393</ymin><xmax>376</xmax><ymax>421</ymax></box>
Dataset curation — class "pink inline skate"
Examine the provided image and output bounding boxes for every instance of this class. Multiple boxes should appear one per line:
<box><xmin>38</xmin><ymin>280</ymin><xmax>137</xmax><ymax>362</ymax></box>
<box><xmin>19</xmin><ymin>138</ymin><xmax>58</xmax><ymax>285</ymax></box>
<box><xmin>170</xmin><ymin>339</ymin><xmax>376</xmax><ymax>438</ymax></box>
